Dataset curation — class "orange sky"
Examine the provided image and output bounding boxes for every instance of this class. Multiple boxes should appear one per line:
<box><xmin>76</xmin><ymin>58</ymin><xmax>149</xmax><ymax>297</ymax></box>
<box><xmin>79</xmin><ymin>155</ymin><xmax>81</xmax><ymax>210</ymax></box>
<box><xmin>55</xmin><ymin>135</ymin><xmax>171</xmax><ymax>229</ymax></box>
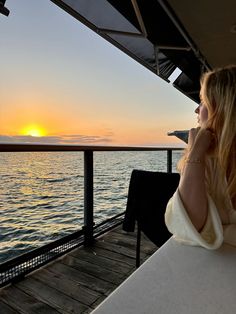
<box><xmin>0</xmin><ymin>0</ymin><xmax>197</xmax><ymax>146</ymax></box>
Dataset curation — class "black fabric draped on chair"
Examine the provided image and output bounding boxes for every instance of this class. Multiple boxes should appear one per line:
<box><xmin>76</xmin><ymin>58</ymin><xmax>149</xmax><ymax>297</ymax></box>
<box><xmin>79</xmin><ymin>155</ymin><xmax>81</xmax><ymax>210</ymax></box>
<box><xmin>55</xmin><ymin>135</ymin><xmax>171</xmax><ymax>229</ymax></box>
<box><xmin>123</xmin><ymin>170</ymin><xmax>180</xmax><ymax>267</ymax></box>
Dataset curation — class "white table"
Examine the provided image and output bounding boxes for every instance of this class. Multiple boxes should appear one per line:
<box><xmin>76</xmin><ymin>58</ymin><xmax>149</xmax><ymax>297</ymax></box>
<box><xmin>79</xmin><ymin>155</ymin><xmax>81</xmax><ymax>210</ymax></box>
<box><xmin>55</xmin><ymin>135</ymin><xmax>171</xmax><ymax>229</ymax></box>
<box><xmin>92</xmin><ymin>239</ymin><xmax>236</xmax><ymax>314</ymax></box>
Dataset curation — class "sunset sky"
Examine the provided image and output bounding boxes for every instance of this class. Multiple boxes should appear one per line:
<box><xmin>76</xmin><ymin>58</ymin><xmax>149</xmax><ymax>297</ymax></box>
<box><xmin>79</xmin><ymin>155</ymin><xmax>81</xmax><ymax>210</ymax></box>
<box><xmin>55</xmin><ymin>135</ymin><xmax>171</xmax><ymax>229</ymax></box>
<box><xmin>0</xmin><ymin>0</ymin><xmax>198</xmax><ymax>146</ymax></box>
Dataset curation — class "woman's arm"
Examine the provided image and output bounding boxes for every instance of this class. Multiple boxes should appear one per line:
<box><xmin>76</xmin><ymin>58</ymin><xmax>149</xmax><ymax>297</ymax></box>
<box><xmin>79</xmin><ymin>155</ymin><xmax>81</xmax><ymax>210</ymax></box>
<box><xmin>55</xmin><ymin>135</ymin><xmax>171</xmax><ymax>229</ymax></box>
<box><xmin>178</xmin><ymin>128</ymin><xmax>214</xmax><ymax>231</ymax></box>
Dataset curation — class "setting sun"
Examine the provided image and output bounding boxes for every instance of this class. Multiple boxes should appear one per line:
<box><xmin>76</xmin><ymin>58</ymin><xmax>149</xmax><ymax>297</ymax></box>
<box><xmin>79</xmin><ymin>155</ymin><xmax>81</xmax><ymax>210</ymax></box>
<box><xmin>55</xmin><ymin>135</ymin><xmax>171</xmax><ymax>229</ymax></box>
<box><xmin>20</xmin><ymin>125</ymin><xmax>47</xmax><ymax>137</ymax></box>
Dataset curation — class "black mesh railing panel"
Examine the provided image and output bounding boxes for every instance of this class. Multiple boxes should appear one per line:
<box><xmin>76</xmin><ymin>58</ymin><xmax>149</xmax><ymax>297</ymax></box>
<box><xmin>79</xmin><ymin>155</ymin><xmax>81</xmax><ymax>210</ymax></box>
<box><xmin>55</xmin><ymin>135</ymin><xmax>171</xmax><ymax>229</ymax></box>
<box><xmin>0</xmin><ymin>213</ymin><xmax>124</xmax><ymax>288</ymax></box>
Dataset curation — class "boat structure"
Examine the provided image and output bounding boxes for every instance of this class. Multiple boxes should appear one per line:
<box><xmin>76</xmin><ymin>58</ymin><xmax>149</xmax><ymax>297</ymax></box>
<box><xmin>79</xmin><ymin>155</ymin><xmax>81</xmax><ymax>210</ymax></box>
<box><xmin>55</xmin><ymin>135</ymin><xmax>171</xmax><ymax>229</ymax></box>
<box><xmin>0</xmin><ymin>1</ymin><xmax>235</xmax><ymax>313</ymax></box>
<box><xmin>167</xmin><ymin>130</ymin><xmax>189</xmax><ymax>143</ymax></box>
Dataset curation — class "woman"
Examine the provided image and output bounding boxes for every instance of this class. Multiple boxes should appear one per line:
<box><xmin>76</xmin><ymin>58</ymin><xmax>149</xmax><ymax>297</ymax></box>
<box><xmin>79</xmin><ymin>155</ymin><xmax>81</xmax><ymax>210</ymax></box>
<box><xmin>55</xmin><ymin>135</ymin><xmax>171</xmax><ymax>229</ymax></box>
<box><xmin>165</xmin><ymin>65</ymin><xmax>236</xmax><ymax>249</ymax></box>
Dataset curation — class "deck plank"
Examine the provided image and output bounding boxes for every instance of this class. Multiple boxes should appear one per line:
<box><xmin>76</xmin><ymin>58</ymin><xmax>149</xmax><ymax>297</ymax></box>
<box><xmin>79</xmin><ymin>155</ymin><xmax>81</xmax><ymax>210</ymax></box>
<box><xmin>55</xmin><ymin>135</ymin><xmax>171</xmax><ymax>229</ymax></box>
<box><xmin>103</xmin><ymin>231</ymin><xmax>157</xmax><ymax>254</ymax></box>
<box><xmin>94</xmin><ymin>239</ymin><xmax>147</xmax><ymax>259</ymax></box>
<box><xmin>32</xmin><ymin>268</ymin><xmax>100</xmax><ymax>305</ymax></box>
<box><xmin>0</xmin><ymin>285</ymin><xmax>61</xmax><ymax>314</ymax></box>
<box><xmin>61</xmin><ymin>255</ymin><xmax>125</xmax><ymax>285</ymax></box>
<box><xmin>68</xmin><ymin>247</ymin><xmax>133</xmax><ymax>274</ymax></box>
<box><xmin>16</xmin><ymin>276</ymin><xmax>88</xmax><ymax>314</ymax></box>
<box><xmin>0</xmin><ymin>224</ymin><xmax>158</xmax><ymax>313</ymax></box>
<box><xmin>82</xmin><ymin>245</ymin><xmax>136</xmax><ymax>266</ymax></box>
<box><xmin>46</xmin><ymin>262</ymin><xmax>117</xmax><ymax>295</ymax></box>
<box><xmin>0</xmin><ymin>300</ymin><xmax>19</xmax><ymax>314</ymax></box>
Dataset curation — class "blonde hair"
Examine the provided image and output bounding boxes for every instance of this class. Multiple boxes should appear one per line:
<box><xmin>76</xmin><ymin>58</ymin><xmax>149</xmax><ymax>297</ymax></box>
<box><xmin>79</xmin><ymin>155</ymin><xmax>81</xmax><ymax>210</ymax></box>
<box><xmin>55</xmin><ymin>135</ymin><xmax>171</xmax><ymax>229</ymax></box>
<box><xmin>179</xmin><ymin>65</ymin><xmax>236</xmax><ymax>202</ymax></box>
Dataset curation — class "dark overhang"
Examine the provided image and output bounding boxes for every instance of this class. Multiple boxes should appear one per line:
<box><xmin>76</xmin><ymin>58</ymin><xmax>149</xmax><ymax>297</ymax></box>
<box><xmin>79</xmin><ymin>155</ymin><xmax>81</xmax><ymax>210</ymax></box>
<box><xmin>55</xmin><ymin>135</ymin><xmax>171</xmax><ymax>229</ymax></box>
<box><xmin>0</xmin><ymin>0</ymin><xmax>10</xmax><ymax>16</ymax></box>
<box><xmin>50</xmin><ymin>0</ymin><xmax>236</xmax><ymax>103</ymax></box>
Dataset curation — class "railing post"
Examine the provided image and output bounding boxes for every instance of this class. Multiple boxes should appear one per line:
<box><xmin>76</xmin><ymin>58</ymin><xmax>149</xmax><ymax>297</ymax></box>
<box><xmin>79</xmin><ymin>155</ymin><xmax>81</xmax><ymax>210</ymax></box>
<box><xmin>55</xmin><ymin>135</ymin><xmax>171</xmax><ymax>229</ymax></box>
<box><xmin>84</xmin><ymin>150</ymin><xmax>94</xmax><ymax>246</ymax></box>
<box><xmin>167</xmin><ymin>149</ymin><xmax>172</xmax><ymax>173</ymax></box>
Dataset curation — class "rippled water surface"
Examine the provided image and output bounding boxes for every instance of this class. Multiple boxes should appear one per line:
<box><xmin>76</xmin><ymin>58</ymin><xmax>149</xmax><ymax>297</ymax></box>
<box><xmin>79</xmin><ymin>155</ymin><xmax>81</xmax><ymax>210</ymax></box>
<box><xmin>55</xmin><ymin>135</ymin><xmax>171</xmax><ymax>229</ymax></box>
<box><xmin>0</xmin><ymin>151</ymin><xmax>182</xmax><ymax>263</ymax></box>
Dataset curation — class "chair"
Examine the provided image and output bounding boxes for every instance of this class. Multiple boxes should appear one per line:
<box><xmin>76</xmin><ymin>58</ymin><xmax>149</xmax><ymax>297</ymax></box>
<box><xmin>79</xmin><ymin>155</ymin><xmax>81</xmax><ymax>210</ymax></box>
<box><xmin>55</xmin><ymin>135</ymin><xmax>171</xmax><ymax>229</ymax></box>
<box><xmin>123</xmin><ymin>170</ymin><xmax>180</xmax><ymax>267</ymax></box>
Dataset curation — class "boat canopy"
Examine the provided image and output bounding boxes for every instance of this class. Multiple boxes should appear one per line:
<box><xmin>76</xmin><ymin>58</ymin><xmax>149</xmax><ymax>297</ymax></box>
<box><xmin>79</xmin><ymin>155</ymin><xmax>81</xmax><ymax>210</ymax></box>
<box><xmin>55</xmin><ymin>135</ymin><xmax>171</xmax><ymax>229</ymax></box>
<box><xmin>49</xmin><ymin>1</ymin><xmax>235</xmax><ymax>103</ymax></box>
<box><xmin>0</xmin><ymin>0</ymin><xmax>10</xmax><ymax>16</ymax></box>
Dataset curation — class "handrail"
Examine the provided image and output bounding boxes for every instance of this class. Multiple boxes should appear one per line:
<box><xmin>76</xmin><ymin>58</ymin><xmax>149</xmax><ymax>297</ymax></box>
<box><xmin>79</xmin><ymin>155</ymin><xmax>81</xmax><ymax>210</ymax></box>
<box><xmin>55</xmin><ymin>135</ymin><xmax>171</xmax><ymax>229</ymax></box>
<box><xmin>0</xmin><ymin>143</ymin><xmax>183</xmax><ymax>245</ymax></box>
<box><xmin>0</xmin><ymin>143</ymin><xmax>182</xmax><ymax>152</ymax></box>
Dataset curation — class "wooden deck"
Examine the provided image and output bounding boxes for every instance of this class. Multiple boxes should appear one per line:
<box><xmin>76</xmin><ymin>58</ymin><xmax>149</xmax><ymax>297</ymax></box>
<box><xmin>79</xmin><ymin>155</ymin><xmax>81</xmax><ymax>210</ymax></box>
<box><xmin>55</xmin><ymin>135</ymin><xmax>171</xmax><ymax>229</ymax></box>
<box><xmin>0</xmin><ymin>225</ymin><xmax>157</xmax><ymax>314</ymax></box>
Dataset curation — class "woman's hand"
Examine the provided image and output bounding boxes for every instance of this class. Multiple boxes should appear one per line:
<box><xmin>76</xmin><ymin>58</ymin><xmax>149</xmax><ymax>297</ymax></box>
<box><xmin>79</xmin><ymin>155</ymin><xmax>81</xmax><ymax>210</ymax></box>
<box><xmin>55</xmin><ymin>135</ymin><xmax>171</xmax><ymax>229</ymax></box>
<box><xmin>187</xmin><ymin>127</ymin><xmax>216</xmax><ymax>159</ymax></box>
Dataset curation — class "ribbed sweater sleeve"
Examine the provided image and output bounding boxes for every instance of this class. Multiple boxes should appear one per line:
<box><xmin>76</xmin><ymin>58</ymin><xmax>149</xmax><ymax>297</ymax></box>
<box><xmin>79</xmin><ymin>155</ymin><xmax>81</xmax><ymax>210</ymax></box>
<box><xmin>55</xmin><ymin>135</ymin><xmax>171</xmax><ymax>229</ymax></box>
<box><xmin>165</xmin><ymin>190</ymin><xmax>224</xmax><ymax>250</ymax></box>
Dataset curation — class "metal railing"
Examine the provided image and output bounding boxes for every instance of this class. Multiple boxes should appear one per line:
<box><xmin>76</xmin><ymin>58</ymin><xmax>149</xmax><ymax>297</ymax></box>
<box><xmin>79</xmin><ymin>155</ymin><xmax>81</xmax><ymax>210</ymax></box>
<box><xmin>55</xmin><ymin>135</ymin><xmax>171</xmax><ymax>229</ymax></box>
<box><xmin>0</xmin><ymin>143</ymin><xmax>183</xmax><ymax>244</ymax></box>
<box><xmin>0</xmin><ymin>143</ymin><xmax>183</xmax><ymax>286</ymax></box>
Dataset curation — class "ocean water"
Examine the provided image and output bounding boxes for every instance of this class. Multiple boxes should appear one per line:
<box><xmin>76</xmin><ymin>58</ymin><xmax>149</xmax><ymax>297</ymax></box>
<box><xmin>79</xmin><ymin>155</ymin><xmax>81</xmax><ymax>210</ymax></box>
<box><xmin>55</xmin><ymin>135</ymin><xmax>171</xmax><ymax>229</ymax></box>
<box><xmin>0</xmin><ymin>151</ymin><xmax>182</xmax><ymax>263</ymax></box>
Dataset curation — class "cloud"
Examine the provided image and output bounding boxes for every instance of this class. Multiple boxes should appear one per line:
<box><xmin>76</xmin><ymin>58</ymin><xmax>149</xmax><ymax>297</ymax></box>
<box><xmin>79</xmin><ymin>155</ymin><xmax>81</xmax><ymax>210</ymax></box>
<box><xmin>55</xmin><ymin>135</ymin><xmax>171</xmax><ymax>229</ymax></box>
<box><xmin>0</xmin><ymin>134</ymin><xmax>113</xmax><ymax>145</ymax></box>
<box><xmin>59</xmin><ymin>135</ymin><xmax>113</xmax><ymax>144</ymax></box>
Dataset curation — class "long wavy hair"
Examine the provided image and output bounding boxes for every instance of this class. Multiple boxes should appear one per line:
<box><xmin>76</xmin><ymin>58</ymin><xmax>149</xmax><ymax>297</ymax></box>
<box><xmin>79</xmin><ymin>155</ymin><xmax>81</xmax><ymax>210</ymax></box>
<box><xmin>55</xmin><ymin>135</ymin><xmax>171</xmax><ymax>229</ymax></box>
<box><xmin>179</xmin><ymin>65</ymin><xmax>236</xmax><ymax>204</ymax></box>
